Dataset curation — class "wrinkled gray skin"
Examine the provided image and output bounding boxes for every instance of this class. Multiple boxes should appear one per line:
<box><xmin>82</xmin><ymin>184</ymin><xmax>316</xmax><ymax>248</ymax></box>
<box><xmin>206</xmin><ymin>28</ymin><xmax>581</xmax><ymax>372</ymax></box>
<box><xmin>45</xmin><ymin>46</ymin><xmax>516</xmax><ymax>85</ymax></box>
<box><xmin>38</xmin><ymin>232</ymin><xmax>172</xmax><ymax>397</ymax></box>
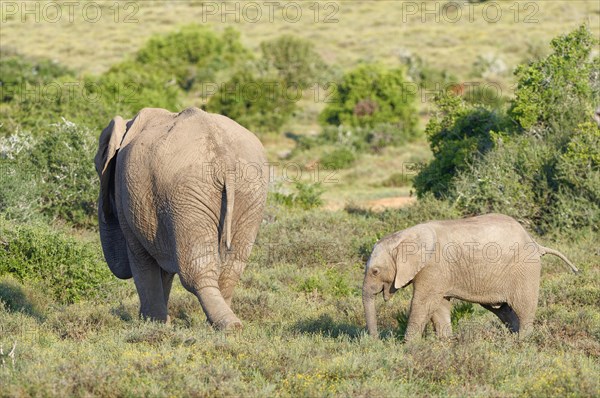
<box><xmin>363</xmin><ymin>214</ymin><xmax>579</xmax><ymax>341</ymax></box>
<box><xmin>95</xmin><ymin>107</ymin><xmax>268</xmax><ymax>331</ymax></box>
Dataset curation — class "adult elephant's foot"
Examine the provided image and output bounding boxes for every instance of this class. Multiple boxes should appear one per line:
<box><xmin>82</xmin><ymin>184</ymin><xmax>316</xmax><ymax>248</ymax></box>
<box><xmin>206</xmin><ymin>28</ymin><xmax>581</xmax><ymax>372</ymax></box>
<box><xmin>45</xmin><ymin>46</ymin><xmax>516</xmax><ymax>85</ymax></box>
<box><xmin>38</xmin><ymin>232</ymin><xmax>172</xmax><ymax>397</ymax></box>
<box><xmin>211</xmin><ymin>314</ymin><xmax>243</xmax><ymax>331</ymax></box>
<box><xmin>193</xmin><ymin>285</ymin><xmax>242</xmax><ymax>331</ymax></box>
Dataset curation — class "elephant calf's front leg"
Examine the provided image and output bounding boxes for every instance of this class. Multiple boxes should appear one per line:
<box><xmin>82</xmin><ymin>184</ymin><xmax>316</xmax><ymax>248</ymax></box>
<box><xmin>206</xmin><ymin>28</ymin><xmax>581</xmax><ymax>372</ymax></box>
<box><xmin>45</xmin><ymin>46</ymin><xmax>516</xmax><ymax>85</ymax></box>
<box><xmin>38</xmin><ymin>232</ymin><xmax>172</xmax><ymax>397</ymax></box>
<box><xmin>431</xmin><ymin>299</ymin><xmax>452</xmax><ymax>338</ymax></box>
<box><xmin>405</xmin><ymin>294</ymin><xmax>442</xmax><ymax>342</ymax></box>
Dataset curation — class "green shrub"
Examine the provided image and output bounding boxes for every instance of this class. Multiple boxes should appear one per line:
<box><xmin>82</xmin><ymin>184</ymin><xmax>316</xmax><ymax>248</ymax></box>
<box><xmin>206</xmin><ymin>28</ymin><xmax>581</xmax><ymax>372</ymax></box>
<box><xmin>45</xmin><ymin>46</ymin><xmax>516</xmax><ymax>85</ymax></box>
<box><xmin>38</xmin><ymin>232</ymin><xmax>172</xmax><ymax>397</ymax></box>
<box><xmin>416</xmin><ymin>25</ymin><xmax>598</xmax><ymax>226</ymax></box>
<box><xmin>0</xmin><ymin>220</ymin><xmax>112</xmax><ymax>304</ymax></box>
<box><xmin>136</xmin><ymin>25</ymin><xmax>250</xmax><ymax>92</ymax></box>
<box><xmin>413</xmin><ymin>94</ymin><xmax>511</xmax><ymax>198</ymax></box>
<box><xmin>400</xmin><ymin>53</ymin><xmax>458</xmax><ymax>91</ymax></box>
<box><xmin>0</xmin><ymin>132</ymin><xmax>41</xmax><ymax>222</ymax></box>
<box><xmin>510</xmin><ymin>24</ymin><xmax>598</xmax><ymax>134</ymax></box>
<box><xmin>258</xmin><ymin>34</ymin><xmax>329</xmax><ymax>89</ymax></box>
<box><xmin>28</xmin><ymin>121</ymin><xmax>98</xmax><ymax>228</ymax></box>
<box><xmin>270</xmin><ymin>181</ymin><xmax>324</xmax><ymax>210</ymax></box>
<box><xmin>319</xmin><ymin>64</ymin><xmax>418</xmax><ymax>131</ymax></box>
<box><xmin>420</xmin><ymin>26</ymin><xmax>600</xmax><ymax>232</ymax></box>
<box><xmin>88</xmin><ymin>60</ymin><xmax>181</xmax><ymax>120</ymax></box>
<box><xmin>205</xmin><ymin>70</ymin><xmax>296</xmax><ymax>133</ymax></box>
<box><xmin>452</xmin><ymin>137</ymin><xmax>547</xmax><ymax>223</ymax></box>
<box><xmin>452</xmin><ymin>123</ymin><xmax>599</xmax><ymax>232</ymax></box>
<box><xmin>0</xmin><ymin>51</ymin><xmax>77</xmax><ymax>135</ymax></box>
<box><xmin>1</xmin><ymin>121</ymin><xmax>98</xmax><ymax>228</ymax></box>
<box><xmin>463</xmin><ymin>83</ymin><xmax>507</xmax><ymax>110</ymax></box>
<box><xmin>551</xmin><ymin>122</ymin><xmax>600</xmax><ymax>231</ymax></box>
<box><xmin>320</xmin><ymin>147</ymin><xmax>357</xmax><ymax>170</ymax></box>
<box><xmin>0</xmin><ymin>50</ymin><xmax>74</xmax><ymax>103</ymax></box>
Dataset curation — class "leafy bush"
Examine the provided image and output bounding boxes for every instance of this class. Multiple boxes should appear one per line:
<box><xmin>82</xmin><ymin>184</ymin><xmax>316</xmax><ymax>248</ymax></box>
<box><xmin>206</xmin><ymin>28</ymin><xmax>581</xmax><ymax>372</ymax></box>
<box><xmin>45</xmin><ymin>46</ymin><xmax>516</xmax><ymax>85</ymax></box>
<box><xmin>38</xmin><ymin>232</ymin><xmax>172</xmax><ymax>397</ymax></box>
<box><xmin>29</xmin><ymin>121</ymin><xmax>98</xmax><ymax>228</ymax></box>
<box><xmin>296</xmin><ymin>123</ymin><xmax>419</xmax><ymax>165</ymax></box>
<box><xmin>270</xmin><ymin>181</ymin><xmax>324</xmax><ymax>210</ymax></box>
<box><xmin>205</xmin><ymin>70</ymin><xmax>296</xmax><ymax>133</ymax></box>
<box><xmin>416</xmin><ymin>26</ymin><xmax>600</xmax><ymax>233</ymax></box>
<box><xmin>1</xmin><ymin>121</ymin><xmax>98</xmax><ymax>228</ymax></box>
<box><xmin>320</xmin><ymin>147</ymin><xmax>356</xmax><ymax>170</ymax></box>
<box><xmin>0</xmin><ymin>132</ymin><xmax>40</xmax><ymax>222</ymax></box>
<box><xmin>510</xmin><ymin>24</ymin><xmax>598</xmax><ymax>134</ymax></box>
<box><xmin>0</xmin><ymin>220</ymin><xmax>112</xmax><ymax>304</ymax></box>
<box><xmin>0</xmin><ymin>50</ymin><xmax>73</xmax><ymax>103</ymax></box>
<box><xmin>319</xmin><ymin>64</ymin><xmax>418</xmax><ymax>131</ymax></box>
<box><xmin>135</xmin><ymin>25</ymin><xmax>250</xmax><ymax>92</ymax></box>
<box><xmin>463</xmin><ymin>83</ymin><xmax>507</xmax><ymax>110</ymax></box>
<box><xmin>550</xmin><ymin>122</ymin><xmax>600</xmax><ymax>231</ymax></box>
<box><xmin>399</xmin><ymin>53</ymin><xmax>458</xmax><ymax>91</ymax></box>
<box><xmin>258</xmin><ymin>35</ymin><xmax>329</xmax><ymax>89</ymax></box>
<box><xmin>413</xmin><ymin>94</ymin><xmax>511</xmax><ymax>198</ymax></box>
<box><xmin>452</xmin><ymin>136</ymin><xmax>546</xmax><ymax>223</ymax></box>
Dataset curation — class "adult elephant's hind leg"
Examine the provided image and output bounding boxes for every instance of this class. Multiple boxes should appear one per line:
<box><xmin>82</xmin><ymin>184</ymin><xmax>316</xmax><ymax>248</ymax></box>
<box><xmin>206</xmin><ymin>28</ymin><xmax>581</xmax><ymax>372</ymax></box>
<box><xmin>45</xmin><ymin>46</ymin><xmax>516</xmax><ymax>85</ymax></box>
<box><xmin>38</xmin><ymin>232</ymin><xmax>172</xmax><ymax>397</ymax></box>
<box><xmin>128</xmin><ymin>244</ymin><xmax>169</xmax><ymax>322</ymax></box>
<box><xmin>179</xmin><ymin>252</ymin><xmax>242</xmax><ymax>331</ymax></box>
<box><xmin>219</xmin><ymin>260</ymin><xmax>245</xmax><ymax>307</ymax></box>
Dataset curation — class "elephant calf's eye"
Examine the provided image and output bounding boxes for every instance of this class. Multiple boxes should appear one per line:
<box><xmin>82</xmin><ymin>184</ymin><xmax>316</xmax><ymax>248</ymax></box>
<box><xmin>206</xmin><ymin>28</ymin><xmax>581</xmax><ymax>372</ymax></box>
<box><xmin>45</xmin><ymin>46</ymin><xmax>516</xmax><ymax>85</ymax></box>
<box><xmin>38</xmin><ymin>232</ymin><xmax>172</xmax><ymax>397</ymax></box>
<box><xmin>372</xmin><ymin>268</ymin><xmax>380</xmax><ymax>276</ymax></box>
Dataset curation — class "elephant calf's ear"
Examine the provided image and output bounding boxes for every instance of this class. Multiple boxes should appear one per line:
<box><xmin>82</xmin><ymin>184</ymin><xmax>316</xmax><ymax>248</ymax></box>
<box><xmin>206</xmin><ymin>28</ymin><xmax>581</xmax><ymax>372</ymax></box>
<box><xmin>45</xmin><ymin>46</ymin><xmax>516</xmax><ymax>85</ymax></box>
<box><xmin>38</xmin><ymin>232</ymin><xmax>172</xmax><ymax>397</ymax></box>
<box><xmin>95</xmin><ymin>116</ymin><xmax>127</xmax><ymax>220</ymax></box>
<box><xmin>393</xmin><ymin>225</ymin><xmax>437</xmax><ymax>289</ymax></box>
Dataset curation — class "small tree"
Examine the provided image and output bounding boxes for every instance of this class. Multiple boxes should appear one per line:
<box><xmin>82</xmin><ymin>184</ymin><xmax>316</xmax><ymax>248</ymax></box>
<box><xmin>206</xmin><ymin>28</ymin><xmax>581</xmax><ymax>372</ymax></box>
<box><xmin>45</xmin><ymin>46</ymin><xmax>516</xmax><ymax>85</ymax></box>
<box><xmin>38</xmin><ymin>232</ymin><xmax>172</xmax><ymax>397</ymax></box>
<box><xmin>319</xmin><ymin>64</ymin><xmax>417</xmax><ymax>131</ymax></box>
<box><xmin>259</xmin><ymin>35</ymin><xmax>329</xmax><ymax>89</ymax></box>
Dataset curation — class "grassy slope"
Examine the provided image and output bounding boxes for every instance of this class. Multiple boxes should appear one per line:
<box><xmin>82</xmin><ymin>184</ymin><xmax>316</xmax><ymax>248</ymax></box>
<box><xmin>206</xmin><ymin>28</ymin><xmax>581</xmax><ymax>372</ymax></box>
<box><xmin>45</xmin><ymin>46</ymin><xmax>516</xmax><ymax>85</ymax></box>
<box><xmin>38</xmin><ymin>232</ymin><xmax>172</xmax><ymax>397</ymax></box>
<box><xmin>1</xmin><ymin>1</ymin><xmax>599</xmax><ymax>396</ymax></box>
<box><xmin>0</xmin><ymin>210</ymin><xmax>598</xmax><ymax>396</ymax></box>
<box><xmin>2</xmin><ymin>1</ymin><xmax>598</xmax><ymax>207</ymax></box>
<box><xmin>2</xmin><ymin>1</ymin><xmax>598</xmax><ymax>77</ymax></box>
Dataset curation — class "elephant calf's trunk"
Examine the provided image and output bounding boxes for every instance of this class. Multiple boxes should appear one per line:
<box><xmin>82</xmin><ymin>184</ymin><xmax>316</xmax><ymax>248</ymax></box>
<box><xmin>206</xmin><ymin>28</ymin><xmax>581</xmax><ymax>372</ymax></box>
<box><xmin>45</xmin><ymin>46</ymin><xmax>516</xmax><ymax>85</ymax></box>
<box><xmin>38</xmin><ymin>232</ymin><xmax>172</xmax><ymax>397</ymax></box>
<box><xmin>363</xmin><ymin>291</ymin><xmax>379</xmax><ymax>338</ymax></box>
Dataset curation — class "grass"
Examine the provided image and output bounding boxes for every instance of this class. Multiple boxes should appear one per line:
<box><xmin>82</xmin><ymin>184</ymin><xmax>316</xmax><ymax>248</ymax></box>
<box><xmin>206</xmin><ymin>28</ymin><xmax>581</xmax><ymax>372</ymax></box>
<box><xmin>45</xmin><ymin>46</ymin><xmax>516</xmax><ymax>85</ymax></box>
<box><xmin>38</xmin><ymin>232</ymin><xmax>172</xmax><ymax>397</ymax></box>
<box><xmin>1</xmin><ymin>2</ymin><xmax>599</xmax><ymax>396</ymax></box>
<box><xmin>2</xmin><ymin>1</ymin><xmax>598</xmax><ymax>80</ymax></box>
<box><xmin>1</xmin><ymin>208</ymin><xmax>598</xmax><ymax>396</ymax></box>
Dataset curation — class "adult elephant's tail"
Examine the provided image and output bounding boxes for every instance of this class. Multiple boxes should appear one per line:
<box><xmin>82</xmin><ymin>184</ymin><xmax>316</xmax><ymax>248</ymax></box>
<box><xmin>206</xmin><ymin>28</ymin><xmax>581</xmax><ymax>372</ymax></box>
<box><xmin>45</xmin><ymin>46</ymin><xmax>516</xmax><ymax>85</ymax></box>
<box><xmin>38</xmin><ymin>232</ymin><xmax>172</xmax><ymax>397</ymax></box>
<box><xmin>224</xmin><ymin>169</ymin><xmax>234</xmax><ymax>250</ymax></box>
<box><xmin>538</xmin><ymin>245</ymin><xmax>579</xmax><ymax>273</ymax></box>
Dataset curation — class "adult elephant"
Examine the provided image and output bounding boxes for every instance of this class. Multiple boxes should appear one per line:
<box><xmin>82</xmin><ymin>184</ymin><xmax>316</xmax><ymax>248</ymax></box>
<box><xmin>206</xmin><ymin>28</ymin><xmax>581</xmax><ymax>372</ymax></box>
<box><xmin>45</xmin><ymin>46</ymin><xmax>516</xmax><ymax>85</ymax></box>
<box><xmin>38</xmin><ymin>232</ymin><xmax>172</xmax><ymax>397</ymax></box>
<box><xmin>95</xmin><ymin>107</ymin><xmax>268</xmax><ymax>330</ymax></box>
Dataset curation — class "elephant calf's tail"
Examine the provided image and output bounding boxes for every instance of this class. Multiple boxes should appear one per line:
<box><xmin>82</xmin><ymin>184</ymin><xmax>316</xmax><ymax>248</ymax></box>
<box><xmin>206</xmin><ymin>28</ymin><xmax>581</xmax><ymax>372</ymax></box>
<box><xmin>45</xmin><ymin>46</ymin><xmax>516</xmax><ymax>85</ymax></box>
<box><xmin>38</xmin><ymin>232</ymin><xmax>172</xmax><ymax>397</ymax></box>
<box><xmin>538</xmin><ymin>245</ymin><xmax>579</xmax><ymax>273</ymax></box>
<box><xmin>224</xmin><ymin>171</ymin><xmax>234</xmax><ymax>251</ymax></box>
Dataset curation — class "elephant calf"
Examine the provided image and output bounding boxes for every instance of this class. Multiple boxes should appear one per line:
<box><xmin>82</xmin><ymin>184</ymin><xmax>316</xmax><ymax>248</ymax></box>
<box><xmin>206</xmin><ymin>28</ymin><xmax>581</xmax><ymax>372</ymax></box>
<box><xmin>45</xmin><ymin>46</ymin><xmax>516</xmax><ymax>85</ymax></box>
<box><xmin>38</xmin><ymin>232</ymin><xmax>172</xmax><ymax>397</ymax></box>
<box><xmin>95</xmin><ymin>107</ymin><xmax>268</xmax><ymax>330</ymax></box>
<box><xmin>363</xmin><ymin>213</ymin><xmax>579</xmax><ymax>340</ymax></box>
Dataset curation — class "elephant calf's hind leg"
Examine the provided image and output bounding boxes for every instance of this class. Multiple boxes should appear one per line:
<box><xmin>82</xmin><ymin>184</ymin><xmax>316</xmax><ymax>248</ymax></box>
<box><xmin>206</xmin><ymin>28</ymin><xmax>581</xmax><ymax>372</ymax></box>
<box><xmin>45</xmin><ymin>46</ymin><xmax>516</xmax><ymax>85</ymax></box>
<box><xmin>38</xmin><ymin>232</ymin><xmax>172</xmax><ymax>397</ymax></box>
<box><xmin>482</xmin><ymin>303</ymin><xmax>519</xmax><ymax>333</ymax></box>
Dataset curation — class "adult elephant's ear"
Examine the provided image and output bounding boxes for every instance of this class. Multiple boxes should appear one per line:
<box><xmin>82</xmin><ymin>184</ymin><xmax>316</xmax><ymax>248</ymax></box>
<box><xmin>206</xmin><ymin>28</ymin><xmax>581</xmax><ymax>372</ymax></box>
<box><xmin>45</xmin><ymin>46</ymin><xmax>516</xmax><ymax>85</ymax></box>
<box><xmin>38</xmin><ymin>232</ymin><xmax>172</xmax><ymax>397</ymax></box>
<box><xmin>95</xmin><ymin>116</ymin><xmax>132</xmax><ymax>279</ymax></box>
<box><xmin>95</xmin><ymin>116</ymin><xmax>127</xmax><ymax>220</ymax></box>
<box><xmin>392</xmin><ymin>225</ymin><xmax>437</xmax><ymax>289</ymax></box>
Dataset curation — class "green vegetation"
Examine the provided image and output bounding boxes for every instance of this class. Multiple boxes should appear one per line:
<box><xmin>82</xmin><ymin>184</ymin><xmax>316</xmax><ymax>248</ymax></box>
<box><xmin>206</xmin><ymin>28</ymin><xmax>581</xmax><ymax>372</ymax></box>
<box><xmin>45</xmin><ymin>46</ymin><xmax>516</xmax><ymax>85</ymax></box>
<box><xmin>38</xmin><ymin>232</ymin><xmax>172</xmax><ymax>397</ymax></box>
<box><xmin>1</xmin><ymin>11</ymin><xmax>599</xmax><ymax>397</ymax></box>
<box><xmin>0</xmin><ymin>219</ymin><xmax>112</xmax><ymax>304</ymax></box>
<box><xmin>207</xmin><ymin>35</ymin><xmax>330</xmax><ymax>134</ymax></box>
<box><xmin>415</xmin><ymin>25</ymin><xmax>600</xmax><ymax>233</ymax></box>
<box><xmin>270</xmin><ymin>181</ymin><xmax>325</xmax><ymax>210</ymax></box>
<box><xmin>319</xmin><ymin>64</ymin><xmax>418</xmax><ymax>131</ymax></box>
<box><xmin>0</xmin><ymin>121</ymin><xmax>98</xmax><ymax>227</ymax></box>
<box><xmin>205</xmin><ymin>69</ymin><xmax>296</xmax><ymax>134</ymax></box>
